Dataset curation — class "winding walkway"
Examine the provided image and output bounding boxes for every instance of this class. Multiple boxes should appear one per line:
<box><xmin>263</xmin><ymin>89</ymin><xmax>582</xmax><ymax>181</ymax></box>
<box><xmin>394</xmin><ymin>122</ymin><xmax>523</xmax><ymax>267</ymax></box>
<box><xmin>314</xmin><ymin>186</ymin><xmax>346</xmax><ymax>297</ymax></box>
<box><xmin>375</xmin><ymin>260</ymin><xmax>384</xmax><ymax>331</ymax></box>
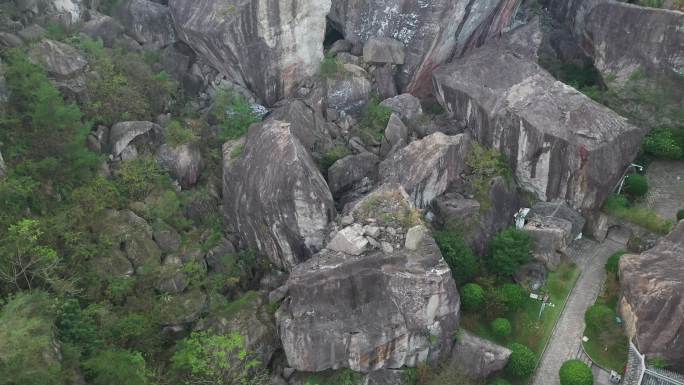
<box><xmin>531</xmin><ymin>236</ymin><xmax>626</xmax><ymax>385</ymax></box>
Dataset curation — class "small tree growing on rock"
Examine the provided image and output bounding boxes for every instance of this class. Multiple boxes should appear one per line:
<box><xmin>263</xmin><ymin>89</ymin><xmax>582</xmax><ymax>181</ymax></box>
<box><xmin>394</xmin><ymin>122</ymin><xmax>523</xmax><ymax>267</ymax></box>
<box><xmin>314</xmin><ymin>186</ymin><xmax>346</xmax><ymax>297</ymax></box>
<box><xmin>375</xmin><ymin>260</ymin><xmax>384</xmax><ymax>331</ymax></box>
<box><xmin>487</xmin><ymin>228</ymin><xmax>533</xmax><ymax>277</ymax></box>
<box><xmin>559</xmin><ymin>359</ymin><xmax>593</xmax><ymax>385</ymax></box>
<box><xmin>435</xmin><ymin>231</ymin><xmax>478</xmax><ymax>285</ymax></box>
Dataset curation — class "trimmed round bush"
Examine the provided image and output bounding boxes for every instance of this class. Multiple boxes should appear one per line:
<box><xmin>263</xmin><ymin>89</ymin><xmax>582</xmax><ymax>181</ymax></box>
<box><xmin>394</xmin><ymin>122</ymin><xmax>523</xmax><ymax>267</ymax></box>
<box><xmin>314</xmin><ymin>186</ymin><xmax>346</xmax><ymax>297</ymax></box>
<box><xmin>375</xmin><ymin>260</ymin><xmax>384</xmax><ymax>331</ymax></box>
<box><xmin>500</xmin><ymin>283</ymin><xmax>526</xmax><ymax>311</ymax></box>
<box><xmin>461</xmin><ymin>283</ymin><xmax>485</xmax><ymax>311</ymax></box>
<box><xmin>585</xmin><ymin>304</ymin><xmax>613</xmax><ymax>331</ymax></box>
<box><xmin>489</xmin><ymin>379</ymin><xmax>511</xmax><ymax>385</ymax></box>
<box><xmin>491</xmin><ymin>318</ymin><xmax>512</xmax><ymax>339</ymax></box>
<box><xmin>559</xmin><ymin>359</ymin><xmax>593</xmax><ymax>385</ymax></box>
<box><xmin>506</xmin><ymin>343</ymin><xmax>536</xmax><ymax>377</ymax></box>
<box><xmin>677</xmin><ymin>209</ymin><xmax>684</xmax><ymax>222</ymax></box>
<box><xmin>624</xmin><ymin>174</ymin><xmax>649</xmax><ymax>198</ymax></box>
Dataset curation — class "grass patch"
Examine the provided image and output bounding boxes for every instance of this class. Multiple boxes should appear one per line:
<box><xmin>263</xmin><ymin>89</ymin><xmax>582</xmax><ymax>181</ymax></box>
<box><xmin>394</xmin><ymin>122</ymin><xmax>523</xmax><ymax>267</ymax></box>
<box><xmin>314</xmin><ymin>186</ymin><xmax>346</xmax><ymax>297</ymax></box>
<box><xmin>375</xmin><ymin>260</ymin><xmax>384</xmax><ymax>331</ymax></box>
<box><xmin>460</xmin><ymin>262</ymin><xmax>580</xmax><ymax>385</ymax></box>
<box><xmin>603</xmin><ymin>194</ymin><xmax>673</xmax><ymax>234</ymax></box>
<box><xmin>320</xmin><ymin>55</ymin><xmax>344</xmax><ymax>79</ymax></box>
<box><xmin>581</xmin><ymin>258</ymin><xmax>629</xmax><ymax>372</ymax></box>
<box><xmin>320</xmin><ymin>145</ymin><xmax>351</xmax><ymax>172</ymax></box>
<box><xmin>360</xmin><ymin>95</ymin><xmax>392</xmax><ymax>143</ymax></box>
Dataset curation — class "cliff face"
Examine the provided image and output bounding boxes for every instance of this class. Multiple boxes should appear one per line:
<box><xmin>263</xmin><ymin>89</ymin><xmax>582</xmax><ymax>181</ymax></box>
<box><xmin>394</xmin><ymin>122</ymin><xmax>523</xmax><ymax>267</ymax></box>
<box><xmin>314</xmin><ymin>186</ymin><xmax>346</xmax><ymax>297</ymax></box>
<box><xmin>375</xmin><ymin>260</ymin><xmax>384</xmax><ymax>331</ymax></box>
<box><xmin>169</xmin><ymin>0</ymin><xmax>331</xmax><ymax>105</ymax></box>
<box><xmin>329</xmin><ymin>0</ymin><xmax>523</xmax><ymax>96</ymax></box>
<box><xmin>619</xmin><ymin>221</ymin><xmax>684</xmax><ymax>371</ymax></box>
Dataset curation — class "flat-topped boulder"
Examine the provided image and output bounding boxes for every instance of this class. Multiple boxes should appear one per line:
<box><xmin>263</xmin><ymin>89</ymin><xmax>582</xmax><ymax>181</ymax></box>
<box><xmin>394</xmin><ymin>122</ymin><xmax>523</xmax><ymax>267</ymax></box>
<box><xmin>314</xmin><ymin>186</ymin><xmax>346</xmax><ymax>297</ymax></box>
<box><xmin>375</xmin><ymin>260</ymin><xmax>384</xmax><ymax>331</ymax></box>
<box><xmin>223</xmin><ymin>120</ymin><xmax>335</xmax><ymax>270</ymax></box>
<box><xmin>276</xmin><ymin>184</ymin><xmax>460</xmax><ymax>372</ymax></box>
<box><xmin>619</xmin><ymin>221</ymin><xmax>684</xmax><ymax>371</ymax></box>
<box><xmin>433</xmin><ymin>22</ymin><xmax>645</xmax><ymax>211</ymax></box>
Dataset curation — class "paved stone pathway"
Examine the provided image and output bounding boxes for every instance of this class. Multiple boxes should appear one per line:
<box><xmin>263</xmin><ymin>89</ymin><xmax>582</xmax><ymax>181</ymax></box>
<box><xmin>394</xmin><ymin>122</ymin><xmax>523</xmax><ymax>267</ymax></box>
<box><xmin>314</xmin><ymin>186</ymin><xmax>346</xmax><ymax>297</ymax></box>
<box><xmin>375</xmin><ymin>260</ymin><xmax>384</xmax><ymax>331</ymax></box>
<box><xmin>640</xmin><ymin>160</ymin><xmax>684</xmax><ymax>221</ymax></box>
<box><xmin>531</xmin><ymin>236</ymin><xmax>626</xmax><ymax>385</ymax></box>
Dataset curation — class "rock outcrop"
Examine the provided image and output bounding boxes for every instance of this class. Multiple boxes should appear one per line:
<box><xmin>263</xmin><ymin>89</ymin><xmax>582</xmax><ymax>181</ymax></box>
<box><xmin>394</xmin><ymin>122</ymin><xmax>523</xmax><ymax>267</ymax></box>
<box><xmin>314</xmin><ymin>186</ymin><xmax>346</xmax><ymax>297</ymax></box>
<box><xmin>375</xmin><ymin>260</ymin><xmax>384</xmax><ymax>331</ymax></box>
<box><xmin>156</xmin><ymin>142</ymin><xmax>202</xmax><ymax>188</ymax></box>
<box><xmin>380</xmin><ymin>132</ymin><xmax>471</xmax><ymax>208</ymax></box>
<box><xmin>523</xmin><ymin>201</ymin><xmax>585</xmax><ymax>270</ymax></box>
<box><xmin>28</xmin><ymin>39</ymin><xmax>87</xmax><ymax>78</ymax></box>
<box><xmin>433</xmin><ymin>22</ymin><xmax>645</xmax><ymax>211</ymax></box>
<box><xmin>329</xmin><ymin>0</ymin><xmax>523</xmax><ymax>95</ymax></box>
<box><xmin>170</xmin><ymin>0</ymin><xmax>331</xmax><ymax>105</ymax></box>
<box><xmin>450</xmin><ymin>330</ymin><xmax>511</xmax><ymax>379</ymax></box>
<box><xmin>223</xmin><ymin>120</ymin><xmax>335</xmax><ymax>270</ymax></box>
<box><xmin>116</xmin><ymin>0</ymin><xmax>177</xmax><ymax>49</ymax></box>
<box><xmin>108</xmin><ymin>121</ymin><xmax>163</xmax><ymax>160</ymax></box>
<box><xmin>619</xmin><ymin>221</ymin><xmax>684</xmax><ymax>371</ymax></box>
<box><xmin>276</xmin><ymin>185</ymin><xmax>460</xmax><ymax>372</ymax></box>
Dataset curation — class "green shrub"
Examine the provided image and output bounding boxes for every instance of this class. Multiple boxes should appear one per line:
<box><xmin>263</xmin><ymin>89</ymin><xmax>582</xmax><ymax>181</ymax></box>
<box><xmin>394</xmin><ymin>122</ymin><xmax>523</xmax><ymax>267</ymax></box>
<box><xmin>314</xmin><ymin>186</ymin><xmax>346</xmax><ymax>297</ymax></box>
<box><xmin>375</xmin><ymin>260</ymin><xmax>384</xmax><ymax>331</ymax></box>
<box><xmin>321</xmin><ymin>145</ymin><xmax>351</xmax><ymax>172</ymax></box>
<box><xmin>467</xmin><ymin>144</ymin><xmax>511</xmax><ymax>211</ymax></box>
<box><xmin>491</xmin><ymin>318</ymin><xmax>512</xmax><ymax>339</ymax></box>
<box><xmin>461</xmin><ymin>283</ymin><xmax>486</xmax><ymax>311</ymax></box>
<box><xmin>435</xmin><ymin>231</ymin><xmax>478</xmax><ymax>285</ymax></box>
<box><xmin>585</xmin><ymin>304</ymin><xmax>613</xmax><ymax>331</ymax></box>
<box><xmin>624</xmin><ymin>174</ymin><xmax>649</xmax><ymax>197</ymax></box>
<box><xmin>320</xmin><ymin>55</ymin><xmax>344</xmax><ymax>78</ymax></box>
<box><xmin>506</xmin><ymin>343</ymin><xmax>537</xmax><ymax>377</ymax></box>
<box><xmin>643</xmin><ymin>129</ymin><xmax>683</xmax><ymax>159</ymax></box>
<box><xmin>57</xmin><ymin>299</ymin><xmax>102</xmax><ymax>357</ymax></box>
<box><xmin>487</xmin><ymin>228</ymin><xmax>533</xmax><ymax>277</ymax></box>
<box><xmin>214</xmin><ymin>89</ymin><xmax>260</xmax><ymax>141</ymax></box>
<box><xmin>83</xmin><ymin>350</ymin><xmax>148</xmax><ymax>385</ymax></box>
<box><xmin>361</xmin><ymin>95</ymin><xmax>393</xmax><ymax>141</ymax></box>
<box><xmin>559</xmin><ymin>360</ymin><xmax>593</xmax><ymax>385</ymax></box>
<box><xmin>605</xmin><ymin>252</ymin><xmax>624</xmax><ymax>277</ymax></box>
<box><xmin>489</xmin><ymin>379</ymin><xmax>512</xmax><ymax>385</ymax></box>
<box><xmin>499</xmin><ymin>283</ymin><xmax>526</xmax><ymax>312</ymax></box>
<box><xmin>165</xmin><ymin>120</ymin><xmax>198</xmax><ymax>146</ymax></box>
<box><xmin>603</xmin><ymin>194</ymin><xmax>673</xmax><ymax>234</ymax></box>
<box><xmin>677</xmin><ymin>209</ymin><xmax>684</xmax><ymax>221</ymax></box>
<box><xmin>114</xmin><ymin>157</ymin><xmax>166</xmax><ymax>200</ymax></box>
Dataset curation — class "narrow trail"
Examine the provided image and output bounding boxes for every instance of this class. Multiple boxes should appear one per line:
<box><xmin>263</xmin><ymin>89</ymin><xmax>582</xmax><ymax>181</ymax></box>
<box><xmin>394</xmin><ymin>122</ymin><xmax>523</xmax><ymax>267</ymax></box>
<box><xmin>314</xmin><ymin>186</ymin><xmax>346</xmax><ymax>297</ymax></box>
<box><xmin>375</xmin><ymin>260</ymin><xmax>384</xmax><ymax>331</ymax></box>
<box><xmin>530</xmin><ymin>237</ymin><xmax>625</xmax><ymax>385</ymax></box>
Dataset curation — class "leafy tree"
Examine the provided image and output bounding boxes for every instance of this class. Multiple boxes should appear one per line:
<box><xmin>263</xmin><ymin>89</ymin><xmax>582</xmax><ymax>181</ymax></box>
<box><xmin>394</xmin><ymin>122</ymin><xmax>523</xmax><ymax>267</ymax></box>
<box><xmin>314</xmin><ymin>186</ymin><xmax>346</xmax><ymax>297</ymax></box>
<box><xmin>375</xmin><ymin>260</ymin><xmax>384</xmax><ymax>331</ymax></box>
<box><xmin>466</xmin><ymin>143</ymin><xmax>511</xmax><ymax>211</ymax></box>
<box><xmin>0</xmin><ymin>219</ymin><xmax>65</xmax><ymax>293</ymax></box>
<box><xmin>643</xmin><ymin>128</ymin><xmax>683</xmax><ymax>159</ymax></box>
<box><xmin>83</xmin><ymin>350</ymin><xmax>149</xmax><ymax>385</ymax></box>
<box><xmin>487</xmin><ymin>228</ymin><xmax>533</xmax><ymax>277</ymax></box>
<box><xmin>165</xmin><ymin>120</ymin><xmax>198</xmax><ymax>146</ymax></box>
<box><xmin>171</xmin><ymin>331</ymin><xmax>267</xmax><ymax>385</ymax></box>
<box><xmin>491</xmin><ymin>318</ymin><xmax>512</xmax><ymax>339</ymax></box>
<box><xmin>585</xmin><ymin>304</ymin><xmax>613</xmax><ymax>331</ymax></box>
<box><xmin>114</xmin><ymin>157</ymin><xmax>166</xmax><ymax>200</ymax></box>
<box><xmin>605</xmin><ymin>252</ymin><xmax>624</xmax><ymax>277</ymax></box>
<box><xmin>435</xmin><ymin>231</ymin><xmax>478</xmax><ymax>285</ymax></box>
<box><xmin>461</xmin><ymin>283</ymin><xmax>485</xmax><ymax>311</ymax></box>
<box><xmin>499</xmin><ymin>283</ymin><xmax>526</xmax><ymax>312</ymax></box>
<box><xmin>57</xmin><ymin>299</ymin><xmax>102</xmax><ymax>357</ymax></box>
<box><xmin>559</xmin><ymin>360</ymin><xmax>593</xmax><ymax>385</ymax></box>
<box><xmin>624</xmin><ymin>174</ymin><xmax>649</xmax><ymax>198</ymax></box>
<box><xmin>506</xmin><ymin>343</ymin><xmax>536</xmax><ymax>377</ymax></box>
<box><xmin>214</xmin><ymin>89</ymin><xmax>260</xmax><ymax>141</ymax></box>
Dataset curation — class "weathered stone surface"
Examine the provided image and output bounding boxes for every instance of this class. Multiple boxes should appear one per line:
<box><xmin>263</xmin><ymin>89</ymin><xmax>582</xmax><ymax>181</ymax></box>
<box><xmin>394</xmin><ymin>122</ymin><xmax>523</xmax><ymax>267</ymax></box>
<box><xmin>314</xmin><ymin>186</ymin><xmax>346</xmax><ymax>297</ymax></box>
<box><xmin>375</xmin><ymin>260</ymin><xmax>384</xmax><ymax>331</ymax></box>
<box><xmin>109</xmin><ymin>121</ymin><xmax>163</xmax><ymax>159</ymax></box>
<box><xmin>276</xmin><ymin>185</ymin><xmax>460</xmax><ymax>372</ymax></box>
<box><xmin>156</xmin><ymin>142</ymin><xmax>202</xmax><ymax>188</ymax></box>
<box><xmin>152</xmin><ymin>219</ymin><xmax>181</xmax><ymax>254</ymax></box>
<box><xmin>95</xmin><ymin>209</ymin><xmax>161</xmax><ymax>273</ymax></box>
<box><xmin>329</xmin><ymin>0</ymin><xmax>523</xmax><ymax>95</ymax></box>
<box><xmin>380</xmin><ymin>93</ymin><xmax>423</xmax><ymax>121</ymax></box>
<box><xmin>0</xmin><ymin>33</ymin><xmax>23</xmax><ymax>49</ymax></box>
<box><xmin>157</xmin><ymin>254</ymin><xmax>188</xmax><ymax>294</ymax></box>
<box><xmin>327</xmin><ymin>223</ymin><xmax>369</xmax><ymax>255</ymax></box>
<box><xmin>372</xmin><ymin>65</ymin><xmax>397</xmax><ymax>100</ymax></box>
<box><xmin>363</xmin><ymin>37</ymin><xmax>405</xmax><ymax>64</ymax></box>
<box><xmin>268</xmin><ymin>99</ymin><xmax>335</xmax><ymax>159</ymax></box>
<box><xmin>363</xmin><ymin>370</ymin><xmax>406</xmax><ymax>385</ymax></box>
<box><xmin>380</xmin><ymin>132</ymin><xmax>472</xmax><ymax>208</ymax></box>
<box><xmin>18</xmin><ymin>24</ymin><xmax>47</xmax><ymax>42</ymax></box>
<box><xmin>28</xmin><ymin>39</ymin><xmax>87</xmax><ymax>78</ymax></box>
<box><xmin>450</xmin><ymin>330</ymin><xmax>511</xmax><ymax>379</ymax></box>
<box><xmin>329</xmin><ymin>39</ymin><xmax>353</xmax><ymax>56</ymax></box>
<box><xmin>0</xmin><ymin>151</ymin><xmax>5</xmax><ymax>181</ymax></box>
<box><xmin>80</xmin><ymin>12</ymin><xmax>125</xmax><ymax>47</ymax></box>
<box><xmin>116</xmin><ymin>0</ymin><xmax>176</xmax><ymax>49</ymax></box>
<box><xmin>159</xmin><ymin>288</ymin><xmax>207</xmax><ymax>326</ymax></box>
<box><xmin>326</xmin><ymin>64</ymin><xmax>372</xmax><ymax>113</ymax></box>
<box><xmin>524</xmin><ymin>201</ymin><xmax>585</xmax><ymax>270</ymax></box>
<box><xmin>619</xmin><ymin>221</ymin><xmax>684</xmax><ymax>371</ymax></box>
<box><xmin>205</xmin><ymin>237</ymin><xmax>237</xmax><ymax>275</ymax></box>
<box><xmin>583</xmin><ymin>2</ymin><xmax>684</xmax><ymax>86</ymax></box>
<box><xmin>170</xmin><ymin>0</ymin><xmax>331</xmax><ymax>105</ymax></box>
<box><xmin>379</xmin><ymin>113</ymin><xmax>409</xmax><ymax>158</ymax></box>
<box><xmin>328</xmin><ymin>152</ymin><xmax>380</xmax><ymax>198</ymax></box>
<box><xmin>223</xmin><ymin>120</ymin><xmax>335</xmax><ymax>270</ymax></box>
<box><xmin>404</xmin><ymin>224</ymin><xmax>429</xmax><ymax>250</ymax></box>
<box><xmin>433</xmin><ymin>22</ymin><xmax>645</xmax><ymax>211</ymax></box>
<box><xmin>20</xmin><ymin>0</ymin><xmax>86</xmax><ymax>26</ymax></box>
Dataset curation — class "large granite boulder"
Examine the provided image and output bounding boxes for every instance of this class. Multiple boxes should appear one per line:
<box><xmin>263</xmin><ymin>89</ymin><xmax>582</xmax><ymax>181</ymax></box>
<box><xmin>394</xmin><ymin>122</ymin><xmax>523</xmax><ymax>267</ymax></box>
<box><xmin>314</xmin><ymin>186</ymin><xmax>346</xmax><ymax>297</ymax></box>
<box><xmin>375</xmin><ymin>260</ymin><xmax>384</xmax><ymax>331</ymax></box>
<box><xmin>523</xmin><ymin>201</ymin><xmax>585</xmax><ymax>270</ymax></box>
<box><xmin>268</xmin><ymin>99</ymin><xmax>335</xmax><ymax>159</ymax></box>
<box><xmin>450</xmin><ymin>330</ymin><xmax>511</xmax><ymax>379</ymax></box>
<box><xmin>619</xmin><ymin>221</ymin><xmax>684</xmax><ymax>371</ymax></box>
<box><xmin>116</xmin><ymin>0</ymin><xmax>177</xmax><ymax>49</ymax></box>
<box><xmin>328</xmin><ymin>152</ymin><xmax>380</xmax><ymax>199</ymax></box>
<box><xmin>433</xmin><ymin>22</ymin><xmax>645</xmax><ymax>212</ymax></box>
<box><xmin>223</xmin><ymin>120</ymin><xmax>336</xmax><ymax>270</ymax></box>
<box><xmin>170</xmin><ymin>0</ymin><xmax>331</xmax><ymax>105</ymax></box>
<box><xmin>156</xmin><ymin>142</ymin><xmax>202</xmax><ymax>189</ymax></box>
<box><xmin>276</xmin><ymin>184</ymin><xmax>460</xmax><ymax>372</ymax></box>
<box><xmin>18</xmin><ymin>0</ymin><xmax>86</xmax><ymax>26</ymax></box>
<box><xmin>108</xmin><ymin>121</ymin><xmax>163</xmax><ymax>160</ymax></box>
<box><xmin>325</xmin><ymin>63</ymin><xmax>372</xmax><ymax>113</ymax></box>
<box><xmin>379</xmin><ymin>132</ymin><xmax>472</xmax><ymax>208</ymax></box>
<box><xmin>28</xmin><ymin>39</ymin><xmax>87</xmax><ymax>78</ymax></box>
<box><xmin>328</xmin><ymin>0</ymin><xmax>523</xmax><ymax>95</ymax></box>
<box><xmin>80</xmin><ymin>12</ymin><xmax>125</xmax><ymax>47</ymax></box>
<box><xmin>582</xmin><ymin>3</ymin><xmax>684</xmax><ymax>86</ymax></box>
<box><xmin>363</xmin><ymin>37</ymin><xmax>405</xmax><ymax>65</ymax></box>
